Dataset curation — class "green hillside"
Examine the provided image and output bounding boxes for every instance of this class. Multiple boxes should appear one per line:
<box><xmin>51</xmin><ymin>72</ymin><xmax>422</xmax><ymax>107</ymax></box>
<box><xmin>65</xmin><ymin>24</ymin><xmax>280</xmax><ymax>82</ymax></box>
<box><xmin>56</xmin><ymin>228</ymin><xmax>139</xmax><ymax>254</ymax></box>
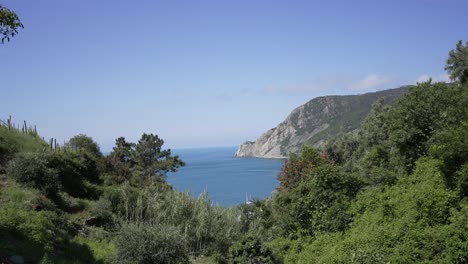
<box><xmin>297</xmin><ymin>87</ymin><xmax>410</xmax><ymax>147</ymax></box>
<box><xmin>237</xmin><ymin>86</ymin><xmax>410</xmax><ymax>158</ymax></box>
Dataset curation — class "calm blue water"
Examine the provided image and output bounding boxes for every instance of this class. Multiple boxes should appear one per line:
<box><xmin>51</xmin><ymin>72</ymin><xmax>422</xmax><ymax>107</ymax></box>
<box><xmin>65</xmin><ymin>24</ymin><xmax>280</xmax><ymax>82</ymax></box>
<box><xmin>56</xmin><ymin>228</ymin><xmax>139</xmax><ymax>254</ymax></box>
<box><xmin>168</xmin><ymin>147</ymin><xmax>285</xmax><ymax>206</ymax></box>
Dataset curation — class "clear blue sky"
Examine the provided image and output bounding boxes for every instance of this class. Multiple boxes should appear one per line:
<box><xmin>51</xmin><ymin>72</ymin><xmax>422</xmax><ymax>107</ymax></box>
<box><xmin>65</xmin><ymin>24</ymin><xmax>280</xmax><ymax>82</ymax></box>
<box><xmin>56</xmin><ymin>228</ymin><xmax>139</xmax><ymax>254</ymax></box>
<box><xmin>1</xmin><ymin>0</ymin><xmax>466</xmax><ymax>150</ymax></box>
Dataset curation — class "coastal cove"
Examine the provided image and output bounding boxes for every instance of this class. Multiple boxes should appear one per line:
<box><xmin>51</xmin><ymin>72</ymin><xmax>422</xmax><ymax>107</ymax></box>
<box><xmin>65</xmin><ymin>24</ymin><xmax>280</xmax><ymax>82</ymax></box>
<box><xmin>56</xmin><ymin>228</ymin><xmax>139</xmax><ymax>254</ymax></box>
<box><xmin>168</xmin><ymin>147</ymin><xmax>285</xmax><ymax>206</ymax></box>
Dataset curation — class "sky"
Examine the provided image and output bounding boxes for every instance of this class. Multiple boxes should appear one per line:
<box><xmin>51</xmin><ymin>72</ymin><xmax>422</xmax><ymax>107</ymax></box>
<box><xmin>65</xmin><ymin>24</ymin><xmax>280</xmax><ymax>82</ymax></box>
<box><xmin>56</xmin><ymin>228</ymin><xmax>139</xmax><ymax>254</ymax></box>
<box><xmin>1</xmin><ymin>0</ymin><xmax>467</xmax><ymax>151</ymax></box>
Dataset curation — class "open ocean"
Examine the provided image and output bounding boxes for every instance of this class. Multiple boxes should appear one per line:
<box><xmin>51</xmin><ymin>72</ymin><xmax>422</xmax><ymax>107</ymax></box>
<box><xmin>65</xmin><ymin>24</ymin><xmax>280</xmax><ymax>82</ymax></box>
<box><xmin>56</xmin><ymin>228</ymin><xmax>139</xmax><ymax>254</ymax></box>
<box><xmin>168</xmin><ymin>146</ymin><xmax>285</xmax><ymax>206</ymax></box>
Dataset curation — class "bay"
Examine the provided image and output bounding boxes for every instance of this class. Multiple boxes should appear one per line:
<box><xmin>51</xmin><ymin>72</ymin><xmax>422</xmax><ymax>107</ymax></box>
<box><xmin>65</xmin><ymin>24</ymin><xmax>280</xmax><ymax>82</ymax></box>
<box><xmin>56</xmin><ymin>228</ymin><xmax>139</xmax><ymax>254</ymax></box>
<box><xmin>168</xmin><ymin>146</ymin><xmax>285</xmax><ymax>206</ymax></box>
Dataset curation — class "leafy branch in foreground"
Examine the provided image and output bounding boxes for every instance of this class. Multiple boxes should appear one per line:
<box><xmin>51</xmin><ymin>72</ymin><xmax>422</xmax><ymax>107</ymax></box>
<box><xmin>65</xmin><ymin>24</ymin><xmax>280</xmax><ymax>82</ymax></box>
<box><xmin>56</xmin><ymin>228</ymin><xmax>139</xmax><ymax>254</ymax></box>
<box><xmin>0</xmin><ymin>5</ymin><xmax>23</xmax><ymax>43</ymax></box>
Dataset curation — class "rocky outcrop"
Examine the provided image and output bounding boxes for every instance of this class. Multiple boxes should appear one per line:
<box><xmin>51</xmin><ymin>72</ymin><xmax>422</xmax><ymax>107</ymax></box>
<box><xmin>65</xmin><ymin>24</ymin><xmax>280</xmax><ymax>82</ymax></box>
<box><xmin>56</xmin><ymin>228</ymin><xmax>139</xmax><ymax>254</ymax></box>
<box><xmin>236</xmin><ymin>87</ymin><xmax>409</xmax><ymax>158</ymax></box>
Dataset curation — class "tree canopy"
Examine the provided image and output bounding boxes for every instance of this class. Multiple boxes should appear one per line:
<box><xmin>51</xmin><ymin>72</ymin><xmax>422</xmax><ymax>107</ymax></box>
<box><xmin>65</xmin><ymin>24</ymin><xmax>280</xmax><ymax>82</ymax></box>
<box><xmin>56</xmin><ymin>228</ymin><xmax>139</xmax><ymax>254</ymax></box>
<box><xmin>65</xmin><ymin>134</ymin><xmax>102</xmax><ymax>157</ymax></box>
<box><xmin>445</xmin><ymin>40</ymin><xmax>468</xmax><ymax>84</ymax></box>
<box><xmin>105</xmin><ymin>133</ymin><xmax>185</xmax><ymax>185</ymax></box>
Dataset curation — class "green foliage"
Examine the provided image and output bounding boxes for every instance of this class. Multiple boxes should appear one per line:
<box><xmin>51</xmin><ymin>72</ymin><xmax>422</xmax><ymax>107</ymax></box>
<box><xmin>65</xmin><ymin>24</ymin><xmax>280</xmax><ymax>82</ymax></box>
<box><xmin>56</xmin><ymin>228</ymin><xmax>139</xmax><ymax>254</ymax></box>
<box><xmin>388</xmin><ymin>81</ymin><xmax>467</xmax><ymax>172</ymax></box>
<box><xmin>429</xmin><ymin>123</ymin><xmax>468</xmax><ymax>192</ymax></box>
<box><xmin>324</xmin><ymin>81</ymin><xmax>468</xmax><ymax>180</ymax></box>
<box><xmin>112</xmin><ymin>185</ymin><xmax>242</xmax><ymax>256</ymax></box>
<box><xmin>132</xmin><ymin>133</ymin><xmax>185</xmax><ymax>184</ymax></box>
<box><xmin>116</xmin><ymin>223</ymin><xmax>189</xmax><ymax>264</ymax></box>
<box><xmin>6</xmin><ymin>152</ymin><xmax>59</xmax><ymax>196</ymax></box>
<box><xmin>445</xmin><ymin>40</ymin><xmax>468</xmax><ymax>83</ymax></box>
<box><xmin>454</xmin><ymin>164</ymin><xmax>468</xmax><ymax>198</ymax></box>
<box><xmin>102</xmin><ymin>134</ymin><xmax>185</xmax><ymax>186</ymax></box>
<box><xmin>0</xmin><ymin>5</ymin><xmax>23</xmax><ymax>43</ymax></box>
<box><xmin>274</xmin><ymin>163</ymin><xmax>360</xmax><ymax>237</ymax></box>
<box><xmin>0</xmin><ymin>204</ymin><xmax>96</xmax><ymax>263</ymax></box>
<box><xmin>237</xmin><ymin>199</ymin><xmax>275</xmax><ymax>240</ymax></box>
<box><xmin>284</xmin><ymin>159</ymin><xmax>462</xmax><ymax>263</ymax></box>
<box><xmin>322</xmin><ymin>132</ymin><xmax>360</xmax><ymax>167</ymax></box>
<box><xmin>74</xmin><ymin>234</ymin><xmax>116</xmax><ymax>264</ymax></box>
<box><xmin>100</xmin><ymin>137</ymin><xmax>135</xmax><ymax>184</ymax></box>
<box><xmin>0</xmin><ymin>126</ymin><xmax>47</xmax><ymax>170</ymax></box>
<box><xmin>277</xmin><ymin>146</ymin><xmax>329</xmax><ymax>192</ymax></box>
<box><xmin>6</xmin><ymin>151</ymin><xmax>100</xmax><ymax>199</ymax></box>
<box><xmin>47</xmin><ymin>151</ymin><xmax>100</xmax><ymax>198</ymax></box>
<box><xmin>91</xmin><ymin>198</ymin><xmax>115</xmax><ymax>229</ymax></box>
<box><xmin>65</xmin><ymin>134</ymin><xmax>103</xmax><ymax>158</ymax></box>
<box><xmin>111</xmin><ymin>137</ymin><xmax>135</xmax><ymax>163</ymax></box>
<box><xmin>227</xmin><ymin>235</ymin><xmax>279</xmax><ymax>264</ymax></box>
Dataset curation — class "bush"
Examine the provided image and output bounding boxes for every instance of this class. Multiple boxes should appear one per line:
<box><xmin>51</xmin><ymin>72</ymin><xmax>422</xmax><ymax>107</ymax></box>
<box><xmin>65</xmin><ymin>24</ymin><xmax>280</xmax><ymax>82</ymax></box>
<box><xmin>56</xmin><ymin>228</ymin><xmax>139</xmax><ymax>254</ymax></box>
<box><xmin>277</xmin><ymin>146</ymin><xmax>330</xmax><ymax>192</ymax></box>
<box><xmin>74</xmin><ymin>233</ymin><xmax>116</xmax><ymax>264</ymax></box>
<box><xmin>0</xmin><ymin>205</ymin><xmax>72</xmax><ymax>253</ymax></box>
<box><xmin>6</xmin><ymin>152</ymin><xmax>59</xmax><ymax>196</ymax></box>
<box><xmin>273</xmin><ymin>164</ymin><xmax>361</xmax><ymax>236</ymax></box>
<box><xmin>65</xmin><ymin>134</ymin><xmax>102</xmax><ymax>158</ymax></box>
<box><xmin>91</xmin><ymin>198</ymin><xmax>115</xmax><ymax>228</ymax></box>
<box><xmin>0</xmin><ymin>126</ymin><xmax>47</xmax><ymax>171</ymax></box>
<box><xmin>227</xmin><ymin>235</ymin><xmax>279</xmax><ymax>264</ymax></box>
<box><xmin>46</xmin><ymin>151</ymin><xmax>100</xmax><ymax>198</ymax></box>
<box><xmin>115</xmin><ymin>224</ymin><xmax>189</xmax><ymax>264</ymax></box>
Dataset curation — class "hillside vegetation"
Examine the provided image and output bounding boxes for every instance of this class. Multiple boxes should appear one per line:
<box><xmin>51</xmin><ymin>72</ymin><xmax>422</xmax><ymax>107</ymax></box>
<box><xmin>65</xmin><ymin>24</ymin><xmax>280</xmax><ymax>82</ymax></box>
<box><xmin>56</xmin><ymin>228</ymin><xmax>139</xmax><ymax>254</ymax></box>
<box><xmin>236</xmin><ymin>86</ymin><xmax>408</xmax><ymax>158</ymax></box>
<box><xmin>0</xmin><ymin>42</ymin><xmax>467</xmax><ymax>263</ymax></box>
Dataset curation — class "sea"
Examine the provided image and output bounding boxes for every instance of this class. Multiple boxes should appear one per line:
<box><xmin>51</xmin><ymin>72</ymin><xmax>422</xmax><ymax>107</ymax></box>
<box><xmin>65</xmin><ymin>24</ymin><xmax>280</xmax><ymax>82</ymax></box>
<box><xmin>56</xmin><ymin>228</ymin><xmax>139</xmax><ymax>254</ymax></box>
<box><xmin>168</xmin><ymin>146</ymin><xmax>285</xmax><ymax>206</ymax></box>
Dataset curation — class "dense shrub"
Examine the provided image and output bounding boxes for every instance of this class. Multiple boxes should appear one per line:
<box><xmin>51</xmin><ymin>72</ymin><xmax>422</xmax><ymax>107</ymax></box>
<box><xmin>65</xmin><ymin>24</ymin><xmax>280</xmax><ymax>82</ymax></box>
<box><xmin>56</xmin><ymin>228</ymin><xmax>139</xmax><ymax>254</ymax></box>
<box><xmin>0</xmin><ymin>203</ymin><xmax>97</xmax><ymax>263</ymax></box>
<box><xmin>116</xmin><ymin>224</ymin><xmax>189</xmax><ymax>264</ymax></box>
<box><xmin>113</xmin><ymin>185</ymin><xmax>242</xmax><ymax>256</ymax></box>
<box><xmin>6</xmin><ymin>151</ymin><xmax>100</xmax><ymax>199</ymax></box>
<box><xmin>91</xmin><ymin>198</ymin><xmax>115</xmax><ymax>228</ymax></box>
<box><xmin>277</xmin><ymin>146</ymin><xmax>329</xmax><ymax>192</ymax></box>
<box><xmin>284</xmin><ymin>159</ymin><xmax>461</xmax><ymax>263</ymax></box>
<box><xmin>0</xmin><ymin>126</ymin><xmax>47</xmax><ymax>171</ymax></box>
<box><xmin>6</xmin><ymin>152</ymin><xmax>59</xmax><ymax>196</ymax></box>
<box><xmin>429</xmin><ymin>123</ymin><xmax>468</xmax><ymax>192</ymax></box>
<box><xmin>273</xmin><ymin>162</ymin><xmax>361</xmax><ymax>236</ymax></box>
<box><xmin>100</xmin><ymin>155</ymin><xmax>132</xmax><ymax>185</ymax></box>
<box><xmin>65</xmin><ymin>134</ymin><xmax>102</xmax><ymax>158</ymax></box>
<box><xmin>227</xmin><ymin>235</ymin><xmax>279</xmax><ymax>264</ymax></box>
<box><xmin>388</xmin><ymin>81</ymin><xmax>467</xmax><ymax>172</ymax></box>
<box><xmin>47</xmin><ymin>151</ymin><xmax>100</xmax><ymax>198</ymax></box>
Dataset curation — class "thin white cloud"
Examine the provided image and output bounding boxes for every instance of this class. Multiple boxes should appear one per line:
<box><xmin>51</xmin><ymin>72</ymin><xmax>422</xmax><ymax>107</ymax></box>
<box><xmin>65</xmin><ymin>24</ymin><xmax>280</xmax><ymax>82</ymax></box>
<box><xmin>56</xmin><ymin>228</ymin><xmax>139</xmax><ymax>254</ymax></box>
<box><xmin>349</xmin><ymin>74</ymin><xmax>394</xmax><ymax>91</ymax></box>
<box><xmin>415</xmin><ymin>73</ymin><xmax>450</xmax><ymax>83</ymax></box>
<box><xmin>264</xmin><ymin>74</ymin><xmax>398</xmax><ymax>95</ymax></box>
<box><xmin>215</xmin><ymin>92</ymin><xmax>233</xmax><ymax>102</ymax></box>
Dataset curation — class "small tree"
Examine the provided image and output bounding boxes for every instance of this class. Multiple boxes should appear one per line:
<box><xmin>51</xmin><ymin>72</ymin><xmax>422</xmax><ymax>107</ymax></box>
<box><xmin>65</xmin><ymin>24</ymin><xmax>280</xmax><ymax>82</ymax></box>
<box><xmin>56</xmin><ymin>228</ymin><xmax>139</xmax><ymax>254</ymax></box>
<box><xmin>277</xmin><ymin>146</ymin><xmax>328</xmax><ymax>192</ymax></box>
<box><xmin>65</xmin><ymin>134</ymin><xmax>102</xmax><ymax>157</ymax></box>
<box><xmin>445</xmin><ymin>40</ymin><xmax>468</xmax><ymax>84</ymax></box>
<box><xmin>111</xmin><ymin>137</ymin><xmax>135</xmax><ymax>163</ymax></box>
<box><xmin>133</xmin><ymin>133</ymin><xmax>185</xmax><ymax>184</ymax></box>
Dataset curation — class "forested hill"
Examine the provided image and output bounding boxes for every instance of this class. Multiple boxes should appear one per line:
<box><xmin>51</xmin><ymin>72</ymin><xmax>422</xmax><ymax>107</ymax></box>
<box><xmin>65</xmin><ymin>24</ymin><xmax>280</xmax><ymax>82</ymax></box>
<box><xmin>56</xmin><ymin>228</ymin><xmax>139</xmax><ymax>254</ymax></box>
<box><xmin>236</xmin><ymin>86</ymin><xmax>409</xmax><ymax>158</ymax></box>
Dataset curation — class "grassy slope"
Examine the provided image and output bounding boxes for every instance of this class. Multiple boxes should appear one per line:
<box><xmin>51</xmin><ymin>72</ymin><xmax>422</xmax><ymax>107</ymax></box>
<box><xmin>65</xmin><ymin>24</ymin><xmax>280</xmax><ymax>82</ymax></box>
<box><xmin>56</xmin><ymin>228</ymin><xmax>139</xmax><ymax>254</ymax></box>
<box><xmin>0</xmin><ymin>126</ymin><xmax>48</xmax><ymax>153</ymax></box>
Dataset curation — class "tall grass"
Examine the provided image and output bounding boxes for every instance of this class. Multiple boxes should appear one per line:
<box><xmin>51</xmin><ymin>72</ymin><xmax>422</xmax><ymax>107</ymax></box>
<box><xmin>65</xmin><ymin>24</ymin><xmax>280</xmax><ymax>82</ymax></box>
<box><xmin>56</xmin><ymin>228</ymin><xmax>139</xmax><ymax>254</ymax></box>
<box><xmin>111</xmin><ymin>184</ymin><xmax>242</xmax><ymax>256</ymax></box>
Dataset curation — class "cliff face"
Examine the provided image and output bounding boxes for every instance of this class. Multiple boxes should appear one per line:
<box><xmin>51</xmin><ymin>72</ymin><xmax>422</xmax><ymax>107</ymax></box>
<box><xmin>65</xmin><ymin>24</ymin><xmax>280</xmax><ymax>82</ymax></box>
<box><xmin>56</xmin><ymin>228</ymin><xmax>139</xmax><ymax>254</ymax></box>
<box><xmin>235</xmin><ymin>87</ymin><xmax>409</xmax><ymax>158</ymax></box>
